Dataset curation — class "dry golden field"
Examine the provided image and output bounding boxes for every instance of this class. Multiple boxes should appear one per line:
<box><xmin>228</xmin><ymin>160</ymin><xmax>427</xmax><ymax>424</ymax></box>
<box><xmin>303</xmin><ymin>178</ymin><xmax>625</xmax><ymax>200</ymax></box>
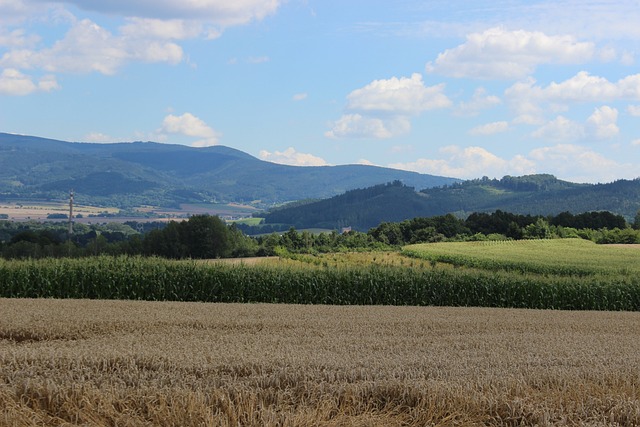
<box><xmin>1</xmin><ymin>299</ymin><xmax>639</xmax><ymax>426</ymax></box>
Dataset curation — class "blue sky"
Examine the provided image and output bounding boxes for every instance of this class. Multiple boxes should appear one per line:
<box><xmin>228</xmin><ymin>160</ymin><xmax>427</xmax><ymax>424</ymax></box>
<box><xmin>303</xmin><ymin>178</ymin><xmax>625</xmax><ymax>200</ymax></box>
<box><xmin>1</xmin><ymin>0</ymin><xmax>639</xmax><ymax>183</ymax></box>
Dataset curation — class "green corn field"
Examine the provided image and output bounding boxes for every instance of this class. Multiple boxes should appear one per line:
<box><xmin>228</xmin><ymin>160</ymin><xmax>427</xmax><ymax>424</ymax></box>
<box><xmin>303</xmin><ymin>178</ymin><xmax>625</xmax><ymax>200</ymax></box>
<box><xmin>1</xmin><ymin>243</ymin><xmax>639</xmax><ymax>310</ymax></box>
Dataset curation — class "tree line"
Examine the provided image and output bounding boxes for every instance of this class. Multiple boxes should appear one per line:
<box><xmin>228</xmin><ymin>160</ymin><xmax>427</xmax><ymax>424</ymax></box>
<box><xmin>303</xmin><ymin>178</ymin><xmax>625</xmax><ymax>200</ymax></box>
<box><xmin>1</xmin><ymin>209</ymin><xmax>639</xmax><ymax>259</ymax></box>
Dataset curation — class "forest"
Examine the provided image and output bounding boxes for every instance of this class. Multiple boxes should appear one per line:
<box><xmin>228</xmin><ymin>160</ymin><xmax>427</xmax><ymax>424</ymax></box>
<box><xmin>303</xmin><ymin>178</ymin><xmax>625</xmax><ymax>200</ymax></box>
<box><xmin>260</xmin><ymin>177</ymin><xmax>640</xmax><ymax>231</ymax></box>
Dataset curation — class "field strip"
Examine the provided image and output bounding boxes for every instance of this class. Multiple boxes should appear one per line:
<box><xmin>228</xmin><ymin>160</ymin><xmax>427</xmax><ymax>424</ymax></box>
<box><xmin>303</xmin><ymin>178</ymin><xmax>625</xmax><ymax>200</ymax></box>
<box><xmin>1</xmin><ymin>299</ymin><xmax>639</xmax><ymax>426</ymax></box>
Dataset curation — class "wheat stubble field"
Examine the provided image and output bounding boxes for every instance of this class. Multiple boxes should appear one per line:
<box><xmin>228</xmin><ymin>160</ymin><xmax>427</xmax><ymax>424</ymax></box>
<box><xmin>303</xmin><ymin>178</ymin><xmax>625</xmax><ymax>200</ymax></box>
<box><xmin>1</xmin><ymin>299</ymin><xmax>639</xmax><ymax>426</ymax></box>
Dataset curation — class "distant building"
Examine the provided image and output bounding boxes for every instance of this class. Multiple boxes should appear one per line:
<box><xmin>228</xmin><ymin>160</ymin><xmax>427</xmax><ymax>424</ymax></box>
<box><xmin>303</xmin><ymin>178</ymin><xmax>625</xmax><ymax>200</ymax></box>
<box><xmin>341</xmin><ymin>226</ymin><xmax>352</xmax><ymax>234</ymax></box>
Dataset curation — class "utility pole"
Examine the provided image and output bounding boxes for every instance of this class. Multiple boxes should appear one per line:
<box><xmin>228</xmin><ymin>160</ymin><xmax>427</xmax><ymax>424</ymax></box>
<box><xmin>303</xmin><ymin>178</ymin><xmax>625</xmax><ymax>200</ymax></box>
<box><xmin>68</xmin><ymin>190</ymin><xmax>74</xmax><ymax>256</ymax></box>
<box><xmin>68</xmin><ymin>189</ymin><xmax>74</xmax><ymax>236</ymax></box>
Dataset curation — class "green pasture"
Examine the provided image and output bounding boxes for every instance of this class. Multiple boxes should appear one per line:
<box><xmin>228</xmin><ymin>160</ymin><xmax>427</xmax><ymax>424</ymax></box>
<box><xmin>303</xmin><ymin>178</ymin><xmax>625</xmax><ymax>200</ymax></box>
<box><xmin>403</xmin><ymin>239</ymin><xmax>639</xmax><ymax>277</ymax></box>
<box><xmin>228</xmin><ymin>217</ymin><xmax>263</xmax><ymax>226</ymax></box>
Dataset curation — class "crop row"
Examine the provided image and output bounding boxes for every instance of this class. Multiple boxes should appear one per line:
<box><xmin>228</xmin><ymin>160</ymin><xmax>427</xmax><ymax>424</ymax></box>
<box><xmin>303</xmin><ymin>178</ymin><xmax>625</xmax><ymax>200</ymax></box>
<box><xmin>1</xmin><ymin>256</ymin><xmax>639</xmax><ymax>310</ymax></box>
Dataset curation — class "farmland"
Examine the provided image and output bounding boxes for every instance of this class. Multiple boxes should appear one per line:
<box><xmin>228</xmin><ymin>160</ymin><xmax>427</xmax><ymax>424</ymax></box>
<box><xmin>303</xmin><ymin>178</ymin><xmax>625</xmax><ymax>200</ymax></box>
<box><xmin>1</xmin><ymin>240</ymin><xmax>640</xmax><ymax>425</ymax></box>
<box><xmin>1</xmin><ymin>239</ymin><xmax>639</xmax><ymax>310</ymax></box>
<box><xmin>403</xmin><ymin>238</ymin><xmax>640</xmax><ymax>277</ymax></box>
<box><xmin>1</xmin><ymin>299</ymin><xmax>639</xmax><ymax>426</ymax></box>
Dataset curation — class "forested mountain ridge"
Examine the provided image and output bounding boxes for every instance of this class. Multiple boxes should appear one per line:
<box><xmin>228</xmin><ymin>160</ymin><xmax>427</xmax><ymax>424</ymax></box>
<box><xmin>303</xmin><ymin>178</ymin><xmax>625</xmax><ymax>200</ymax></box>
<box><xmin>0</xmin><ymin>133</ymin><xmax>458</xmax><ymax>207</ymax></box>
<box><xmin>262</xmin><ymin>176</ymin><xmax>640</xmax><ymax>231</ymax></box>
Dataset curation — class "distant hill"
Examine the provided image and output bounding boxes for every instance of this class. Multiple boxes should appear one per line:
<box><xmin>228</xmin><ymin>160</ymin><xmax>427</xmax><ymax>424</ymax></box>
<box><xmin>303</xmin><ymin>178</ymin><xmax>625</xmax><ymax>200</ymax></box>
<box><xmin>262</xmin><ymin>175</ymin><xmax>640</xmax><ymax>231</ymax></box>
<box><xmin>0</xmin><ymin>133</ymin><xmax>458</xmax><ymax>208</ymax></box>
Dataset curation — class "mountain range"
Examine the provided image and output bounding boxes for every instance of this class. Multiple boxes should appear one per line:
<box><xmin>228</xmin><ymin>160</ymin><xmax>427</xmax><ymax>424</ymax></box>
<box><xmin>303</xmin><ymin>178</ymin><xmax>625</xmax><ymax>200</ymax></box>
<box><xmin>0</xmin><ymin>133</ymin><xmax>457</xmax><ymax>208</ymax></box>
<box><xmin>262</xmin><ymin>176</ymin><xmax>640</xmax><ymax>231</ymax></box>
<box><xmin>3</xmin><ymin>133</ymin><xmax>638</xmax><ymax>229</ymax></box>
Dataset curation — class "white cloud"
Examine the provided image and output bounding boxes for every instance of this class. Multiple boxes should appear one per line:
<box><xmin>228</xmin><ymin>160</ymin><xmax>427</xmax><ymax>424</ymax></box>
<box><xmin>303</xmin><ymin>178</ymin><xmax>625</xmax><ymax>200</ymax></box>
<box><xmin>506</xmin><ymin>72</ymin><xmax>640</xmax><ymax>121</ymax></box>
<box><xmin>531</xmin><ymin>116</ymin><xmax>585</xmax><ymax>142</ymax></box>
<box><xmin>627</xmin><ymin>105</ymin><xmax>640</xmax><ymax>116</ymax></box>
<box><xmin>0</xmin><ymin>68</ymin><xmax>59</xmax><ymax>95</ymax></box>
<box><xmin>0</xmin><ymin>1</ymin><xmax>281</xmax><ymax>87</ymax></box>
<box><xmin>120</xmin><ymin>18</ymin><xmax>203</xmax><ymax>40</ymax></box>
<box><xmin>528</xmin><ymin>144</ymin><xmax>636</xmax><ymax>182</ymax></box>
<box><xmin>259</xmin><ymin>147</ymin><xmax>328</xmax><ymax>167</ymax></box>
<box><xmin>0</xmin><ymin>0</ymin><xmax>41</xmax><ymax>25</ymax></box>
<box><xmin>620</xmin><ymin>51</ymin><xmax>635</xmax><ymax>65</ymax></box>
<box><xmin>356</xmin><ymin>159</ymin><xmax>375</xmax><ymax>166</ymax></box>
<box><xmin>389</xmin><ymin>143</ymin><xmax>636</xmax><ymax>183</ymax></box>
<box><xmin>327</xmin><ymin>73</ymin><xmax>450</xmax><ymax>139</ymax></box>
<box><xmin>325</xmin><ymin>114</ymin><xmax>410</xmax><ymax>139</ymax></box>
<box><xmin>455</xmin><ymin>87</ymin><xmax>501</xmax><ymax>116</ymax></box>
<box><xmin>586</xmin><ymin>106</ymin><xmax>619</xmax><ymax>139</ymax></box>
<box><xmin>0</xmin><ymin>29</ymin><xmax>39</xmax><ymax>48</ymax></box>
<box><xmin>346</xmin><ymin>73</ymin><xmax>451</xmax><ymax>114</ymax></box>
<box><xmin>84</xmin><ymin>132</ymin><xmax>116</xmax><ymax>143</ymax></box>
<box><xmin>539</xmin><ymin>72</ymin><xmax>620</xmax><ymax>102</ymax></box>
<box><xmin>0</xmin><ymin>68</ymin><xmax>36</xmax><ymax>95</ymax></box>
<box><xmin>389</xmin><ymin>146</ymin><xmax>535</xmax><ymax>179</ymax></box>
<box><xmin>426</xmin><ymin>27</ymin><xmax>594</xmax><ymax>79</ymax></box>
<box><xmin>47</xmin><ymin>0</ymin><xmax>283</xmax><ymax>27</ymax></box>
<box><xmin>1</xmin><ymin>19</ymin><xmax>183</xmax><ymax>75</ymax></box>
<box><xmin>292</xmin><ymin>93</ymin><xmax>307</xmax><ymax>101</ymax></box>
<box><xmin>160</xmin><ymin>112</ymin><xmax>221</xmax><ymax>147</ymax></box>
<box><xmin>632</xmin><ymin>139</ymin><xmax>640</xmax><ymax>147</ymax></box>
<box><xmin>529</xmin><ymin>107</ymin><xmax>619</xmax><ymax>142</ymax></box>
<box><xmin>468</xmin><ymin>121</ymin><xmax>509</xmax><ymax>136</ymax></box>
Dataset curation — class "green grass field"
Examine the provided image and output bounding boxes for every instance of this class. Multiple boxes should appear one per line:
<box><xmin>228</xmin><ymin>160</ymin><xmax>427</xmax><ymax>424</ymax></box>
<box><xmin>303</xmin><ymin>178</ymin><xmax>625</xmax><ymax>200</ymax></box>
<box><xmin>228</xmin><ymin>217</ymin><xmax>264</xmax><ymax>226</ymax></box>
<box><xmin>403</xmin><ymin>239</ymin><xmax>640</xmax><ymax>277</ymax></box>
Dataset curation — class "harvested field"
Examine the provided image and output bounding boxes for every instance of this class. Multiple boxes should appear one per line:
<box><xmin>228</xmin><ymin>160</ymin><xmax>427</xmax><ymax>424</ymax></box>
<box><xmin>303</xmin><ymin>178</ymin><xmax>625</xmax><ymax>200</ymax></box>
<box><xmin>1</xmin><ymin>299</ymin><xmax>639</xmax><ymax>426</ymax></box>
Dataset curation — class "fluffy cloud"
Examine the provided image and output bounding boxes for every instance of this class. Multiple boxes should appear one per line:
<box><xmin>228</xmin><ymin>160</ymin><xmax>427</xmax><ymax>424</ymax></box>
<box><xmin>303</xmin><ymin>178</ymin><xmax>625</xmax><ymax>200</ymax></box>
<box><xmin>84</xmin><ymin>132</ymin><xmax>116</xmax><ymax>143</ymax></box>
<box><xmin>0</xmin><ymin>0</ymin><xmax>40</xmax><ymax>25</ymax></box>
<box><xmin>160</xmin><ymin>112</ymin><xmax>221</xmax><ymax>147</ymax></box>
<box><xmin>389</xmin><ymin>143</ymin><xmax>636</xmax><ymax>183</ymax></box>
<box><xmin>326</xmin><ymin>74</ymin><xmax>450</xmax><ymax>139</ymax></box>
<box><xmin>531</xmin><ymin>116</ymin><xmax>585</xmax><ymax>142</ymax></box>
<box><xmin>455</xmin><ymin>87</ymin><xmax>501</xmax><ymax>116</ymax></box>
<box><xmin>46</xmin><ymin>0</ymin><xmax>283</xmax><ymax>26</ymax></box>
<box><xmin>632</xmin><ymin>139</ymin><xmax>640</xmax><ymax>146</ymax></box>
<box><xmin>586</xmin><ymin>106</ymin><xmax>619</xmax><ymax>139</ymax></box>
<box><xmin>506</xmin><ymin>72</ymin><xmax>640</xmax><ymax>121</ymax></box>
<box><xmin>530</xmin><ymin>107</ymin><xmax>619</xmax><ymax>142</ymax></box>
<box><xmin>627</xmin><ymin>105</ymin><xmax>640</xmax><ymax>116</ymax></box>
<box><xmin>325</xmin><ymin>114</ymin><xmax>410</xmax><ymax>139</ymax></box>
<box><xmin>468</xmin><ymin>121</ymin><xmax>509</xmax><ymax>136</ymax></box>
<box><xmin>0</xmin><ymin>0</ymin><xmax>282</xmax><ymax>94</ymax></box>
<box><xmin>426</xmin><ymin>27</ymin><xmax>594</xmax><ymax>79</ymax></box>
<box><xmin>527</xmin><ymin>144</ymin><xmax>636</xmax><ymax>182</ymax></box>
<box><xmin>1</xmin><ymin>19</ymin><xmax>183</xmax><ymax>75</ymax></box>
<box><xmin>0</xmin><ymin>29</ymin><xmax>39</xmax><ymax>48</ymax></box>
<box><xmin>346</xmin><ymin>73</ymin><xmax>451</xmax><ymax>114</ymax></box>
<box><xmin>292</xmin><ymin>93</ymin><xmax>307</xmax><ymax>101</ymax></box>
<box><xmin>259</xmin><ymin>147</ymin><xmax>328</xmax><ymax>167</ymax></box>
<box><xmin>120</xmin><ymin>18</ymin><xmax>204</xmax><ymax>40</ymax></box>
<box><xmin>0</xmin><ymin>68</ymin><xmax>59</xmax><ymax>95</ymax></box>
<box><xmin>389</xmin><ymin>146</ymin><xmax>535</xmax><ymax>179</ymax></box>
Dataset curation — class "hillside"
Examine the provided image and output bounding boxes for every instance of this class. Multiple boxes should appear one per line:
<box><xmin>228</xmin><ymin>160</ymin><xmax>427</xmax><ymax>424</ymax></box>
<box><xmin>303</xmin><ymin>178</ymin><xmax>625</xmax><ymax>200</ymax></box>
<box><xmin>262</xmin><ymin>175</ymin><xmax>640</xmax><ymax>231</ymax></box>
<box><xmin>0</xmin><ymin>133</ymin><xmax>458</xmax><ymax>208</ymax></box>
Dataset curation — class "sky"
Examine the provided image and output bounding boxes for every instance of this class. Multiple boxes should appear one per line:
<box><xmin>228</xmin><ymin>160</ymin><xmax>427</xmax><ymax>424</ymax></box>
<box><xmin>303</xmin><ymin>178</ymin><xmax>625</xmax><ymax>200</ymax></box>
<box><xmin>1</xmin><ymin>0</ymin><xmax>639</xmax><ymax>184</ymax></box>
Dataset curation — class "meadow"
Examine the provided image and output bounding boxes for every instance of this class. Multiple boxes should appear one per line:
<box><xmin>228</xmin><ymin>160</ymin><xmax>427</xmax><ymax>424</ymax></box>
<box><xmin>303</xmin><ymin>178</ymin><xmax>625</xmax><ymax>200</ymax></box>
<box><xmin>402</xmin><ymin>239</ymin><xmax>640</xmax><ymax>277</ymax></box>
<box><xmin>1</xmin><ymin>299</ymin><xmax>639</xmax><ymax>426</ymax></box>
